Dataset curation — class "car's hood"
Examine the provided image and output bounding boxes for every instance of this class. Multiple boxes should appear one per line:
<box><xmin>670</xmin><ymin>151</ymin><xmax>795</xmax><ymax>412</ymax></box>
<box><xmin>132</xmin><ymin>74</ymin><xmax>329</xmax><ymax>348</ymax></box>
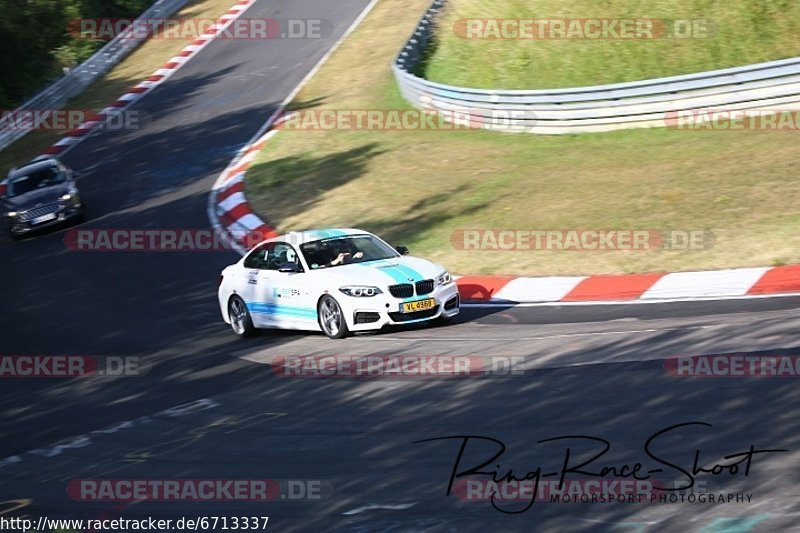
<box><xmin>4</xmin><ymin>184</ymin><xmax>68</xmax><ymax>210</ymax></box>
<box><xmin>312</xmin><ymin>256</ymin><xmax>446</xmax><ymax>287</ymax></box>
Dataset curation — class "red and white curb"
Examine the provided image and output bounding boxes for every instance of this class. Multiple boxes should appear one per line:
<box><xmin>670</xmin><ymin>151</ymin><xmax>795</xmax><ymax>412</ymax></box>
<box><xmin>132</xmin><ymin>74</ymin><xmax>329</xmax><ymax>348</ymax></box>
<box><xmin>209</xmin><ymin>129</ymin><xmax>279</xmax><ymax>251</ymax></box>
<box><xmin>39</xmin><ymin>0</ymin><xmax>257</xmax><ymax>159</ymax></box>
<box><xmin>454</xmin><ymin>266</ymin><xmax>800</xmax><ymax>303</ymax></box>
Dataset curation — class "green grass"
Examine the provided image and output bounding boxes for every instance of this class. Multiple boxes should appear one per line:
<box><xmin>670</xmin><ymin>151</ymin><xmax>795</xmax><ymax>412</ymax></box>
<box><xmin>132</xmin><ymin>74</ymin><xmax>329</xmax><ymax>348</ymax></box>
<box><xmin>422</xmin><ymin>0</ymin><xmax>800</xmax><ymax>89</ymax></box>
<box><xmin>245</xmin><ymin>0</ymin><xmax>800</xmax><ymax>277</ymax></box>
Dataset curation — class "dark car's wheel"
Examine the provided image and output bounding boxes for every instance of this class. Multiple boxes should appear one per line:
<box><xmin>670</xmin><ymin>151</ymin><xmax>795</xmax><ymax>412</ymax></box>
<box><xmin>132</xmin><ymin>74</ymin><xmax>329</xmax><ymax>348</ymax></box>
<box><xmin>228</xmin><ymin>295</ymin><xmax>255</xmax><ymax>337</ymax></box>
<box><xmin>318</xmin><ymin>295</ymin><xmax>349</xmax><ymax>339</ymax></box>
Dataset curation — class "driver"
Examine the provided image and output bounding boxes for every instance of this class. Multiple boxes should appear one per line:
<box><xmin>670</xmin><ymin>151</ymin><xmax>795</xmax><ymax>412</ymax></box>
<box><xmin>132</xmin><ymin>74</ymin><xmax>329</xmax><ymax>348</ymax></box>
<box><xmin>328</xmin><ymin>240</ymin><xmax>363</xmax><ymax>266</ymax></box>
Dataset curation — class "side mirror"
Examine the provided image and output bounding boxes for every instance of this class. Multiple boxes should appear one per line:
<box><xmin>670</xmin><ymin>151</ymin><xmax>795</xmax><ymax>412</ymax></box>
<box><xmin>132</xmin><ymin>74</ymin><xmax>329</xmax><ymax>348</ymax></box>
<box><xmin>278</xmin><ymin>262</ymin><xmax>303</xmax><ymax>273</ymax></box>
<box><xmin>396</xmin><ymin>245</ymin><xmax>410</xmax><ymax>255</ymax></box>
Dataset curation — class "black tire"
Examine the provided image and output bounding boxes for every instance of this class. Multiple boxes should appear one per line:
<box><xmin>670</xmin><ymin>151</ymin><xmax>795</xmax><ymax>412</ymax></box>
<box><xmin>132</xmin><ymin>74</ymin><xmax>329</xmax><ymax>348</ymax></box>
<box><xmin>228</xmin><ymin>295</ymin><xmax>255</xmax><ymax>337</ymax></box>
<box><xmin>318</xmin><ymin>295</ymin><xmax>349</xmax><ymax>339</ymax></box>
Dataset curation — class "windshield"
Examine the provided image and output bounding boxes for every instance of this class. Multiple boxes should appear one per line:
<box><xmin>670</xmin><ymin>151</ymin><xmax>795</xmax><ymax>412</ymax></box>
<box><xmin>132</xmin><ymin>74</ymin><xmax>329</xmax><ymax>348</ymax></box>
<box><xmin>7</xmin><ymin>166</ymin><xmax>64</xmax><ymax>197</ymax></box>
<box><xmin>300</xmin><ymin>235</ymin><xmax>398</xmax><ymax>269</ymax></box>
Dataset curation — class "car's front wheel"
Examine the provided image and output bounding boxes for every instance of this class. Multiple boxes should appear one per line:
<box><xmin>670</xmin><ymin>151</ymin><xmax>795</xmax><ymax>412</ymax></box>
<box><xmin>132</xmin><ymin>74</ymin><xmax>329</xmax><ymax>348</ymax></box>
<box><xmin>318</xmin><ymin>295</ymin><xmax>349</xmax><ymax>339</ymax></box>
<box><xmin>228</xmin><ymin>295</ymin><xmax>255</xmax><ymax>337</ymax></box>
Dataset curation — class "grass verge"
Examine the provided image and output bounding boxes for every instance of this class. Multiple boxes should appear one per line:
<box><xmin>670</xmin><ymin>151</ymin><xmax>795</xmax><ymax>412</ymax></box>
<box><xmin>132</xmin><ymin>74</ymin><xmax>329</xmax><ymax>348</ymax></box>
<box><xmin>245</xmin><ymin>0</ymin><xmax>800</xmax><ymax>277</ymax></box>
<box><xmin>422</xmin><ymin>0</ymin><xmax>800</xmax><ymax>89</ymax></box>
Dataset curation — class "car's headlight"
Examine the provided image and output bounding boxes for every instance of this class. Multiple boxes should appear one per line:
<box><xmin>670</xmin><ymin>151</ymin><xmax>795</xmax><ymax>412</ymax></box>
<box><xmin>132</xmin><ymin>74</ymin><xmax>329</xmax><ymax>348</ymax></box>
<box><xmin>339</xmin><ymin>286</ymin><xmax>383</xmax><ymax>297</ymax></box>
<box><xmin>60</xmin><ymin>193</ymin><xmax>72</xmax><ymax>201</ymax></box>
<box><xmin>7</xmin><ymin>211</ymin><xmax>18</xmax><ymax>218</ymax></box>
<box><xmin>437</xmin><ymin>271</ymin><xmax>452</xmax><ymax>285</ymax></box>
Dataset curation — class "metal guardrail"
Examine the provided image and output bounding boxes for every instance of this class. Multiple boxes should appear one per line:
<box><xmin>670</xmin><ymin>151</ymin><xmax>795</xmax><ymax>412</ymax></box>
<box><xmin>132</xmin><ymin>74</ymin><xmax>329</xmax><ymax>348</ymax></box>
<box><xmin>0</xmin><ymin>0</ymin><xmax>191</xmax><ymax>152</ymax></box>
<box><xmin>393</xmin><ymin>0</ymin><xmax>800</xmax><ymax>134</ymax></box>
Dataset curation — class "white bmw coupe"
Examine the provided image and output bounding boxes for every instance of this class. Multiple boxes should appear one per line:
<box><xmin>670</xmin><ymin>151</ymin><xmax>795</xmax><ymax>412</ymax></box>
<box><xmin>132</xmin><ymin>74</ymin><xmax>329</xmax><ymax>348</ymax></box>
<box><xmin>218</xmin><ymin>229</ymin><xmax>460</xmax><ymax>339</ymax></box>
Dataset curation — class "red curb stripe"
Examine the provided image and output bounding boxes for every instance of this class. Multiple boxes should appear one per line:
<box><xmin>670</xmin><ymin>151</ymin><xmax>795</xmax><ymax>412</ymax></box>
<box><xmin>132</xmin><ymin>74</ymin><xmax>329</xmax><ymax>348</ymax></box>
<box><xmin>226</xmin><ymin>203</ymin><xmax>253</xmax><ymax>221</ymax></box>
<box><xmin>748</xmin><ymin>266</ymin><xmax>800</xmax><ymax>294</ymax></box>
<box><xmin>216</xmin><ymin>181</ymin><xmax>245</xmax><ymax>202</ymax></box>
<box><xmin>562</xmin><ymin>273</ymin><xmax>663</xmax><ymax>301</ymax></box>
<box><xmin>178</xmin><ymin>50</ymin><xmax>193</xmax><ymax>57</ymax></box>
<box><xmin>129</xmin><ymin>86</ymin><xmax>148</xmax><ymax>93</ymax></box>
<box><xmin>456</xmin><ymin>276</ymin><xmax>515</xmax><ymax>301</ymax></box>
<box><xmin>163</xmin><ymin>62</ymin><xmax>179</xmax><ymax>69</ymax></box>
<box><xmin>146</xmin><ymin>75</ymin><xmax>165</xmax><ymax>82</ymax></box>
<box><xmin>219</xmin><ymin>211</ymin><xmax>240</xmax><ymax>227</ymax></box>
<box><xmin>192</xmin><ymin>38</ymin><xmax>207</xmax><ymax>45</ymax></box>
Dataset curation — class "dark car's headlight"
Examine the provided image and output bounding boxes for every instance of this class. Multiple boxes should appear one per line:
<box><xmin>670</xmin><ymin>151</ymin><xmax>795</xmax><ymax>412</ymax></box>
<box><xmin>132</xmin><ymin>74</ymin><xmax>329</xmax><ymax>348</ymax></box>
<box><xmin>437</xmin><ymin>271</ymin><xmax>453</xmax><ymax>285</ymax></box>
<box><xmin>6</xmin><ymin>211</ymin><xmax>18</xmax><ymax>218</ymax></box>
<box><xmin>339</xmin><ymin>286</ymin><xmax>383</xmax><ymax>297</ymax></box>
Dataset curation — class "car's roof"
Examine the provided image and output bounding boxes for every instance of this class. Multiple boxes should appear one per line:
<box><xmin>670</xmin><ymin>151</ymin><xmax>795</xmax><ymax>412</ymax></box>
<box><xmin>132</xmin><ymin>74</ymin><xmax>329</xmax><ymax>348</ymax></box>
<box><xmin>8</xmin><ymin>158</ymin><xmax>59</xmax><ymax>179</ymax></box>
<box><xmin>278</xmin><ymin>228</ymin><xmax>371</xmax><ymax>246</ymax></box>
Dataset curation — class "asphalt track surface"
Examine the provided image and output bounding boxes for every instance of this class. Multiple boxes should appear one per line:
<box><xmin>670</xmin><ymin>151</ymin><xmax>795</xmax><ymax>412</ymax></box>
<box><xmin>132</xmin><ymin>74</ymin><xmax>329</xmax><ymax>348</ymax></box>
<box><xmin>1</xmin><ymin>0</ymin><xmax>800</xmax><ymax>531</ymax></box>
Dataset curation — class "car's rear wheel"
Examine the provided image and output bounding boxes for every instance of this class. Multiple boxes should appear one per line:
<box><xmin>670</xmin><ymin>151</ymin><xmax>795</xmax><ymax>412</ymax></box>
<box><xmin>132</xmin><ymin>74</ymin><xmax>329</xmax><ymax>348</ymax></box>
<box><xmin>318</xmin><ymin>295</ymin><xmax>349</xmax><ymax>339</ymax></box>
<box><xmin>229</xmin><ymin>295</ymin><xmax>255</xmax><ymax>337</ymax></box>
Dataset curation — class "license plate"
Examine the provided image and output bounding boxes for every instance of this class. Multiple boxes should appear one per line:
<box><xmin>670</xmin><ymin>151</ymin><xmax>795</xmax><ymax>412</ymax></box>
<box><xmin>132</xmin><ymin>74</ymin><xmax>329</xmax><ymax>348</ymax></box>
<box><xmin>401</xmin><ymin>298</ymin><xmax>436</xmax><ymax>313</ymax></box>
<box><xmin>32</xmin><ymin>213</ymin><xmax>57</xmax><ymax>224</ymax></box>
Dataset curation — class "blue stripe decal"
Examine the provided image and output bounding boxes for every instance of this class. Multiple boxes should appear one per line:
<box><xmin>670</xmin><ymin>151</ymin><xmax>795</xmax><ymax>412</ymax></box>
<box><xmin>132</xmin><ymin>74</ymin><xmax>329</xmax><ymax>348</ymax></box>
<box><xmin>376</xmin><ymin>265</ymin><xmax>409</xmax><ymax>285</ymax></box>
<box><xmin>247</xmin><ymin>302</ymin><xmax>316</xmax><ymax>320</ymax></box>
<box><xmin>393</xmin><ymin>264</ymin><xmax>424</xmax><ymax>283</ymax></box>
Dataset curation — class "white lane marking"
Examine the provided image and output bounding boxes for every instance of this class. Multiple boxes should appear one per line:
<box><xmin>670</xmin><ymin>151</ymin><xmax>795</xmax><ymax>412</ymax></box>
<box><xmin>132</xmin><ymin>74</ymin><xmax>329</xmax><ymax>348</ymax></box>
<box><xmin>461</xmin><ymin>291</ymin><xmax>800</xmax><ymax>307</ymax></box>
<box><xmin>0</xmin><ymin>398</ymin><xmax>220</xmax><ymax>469</ymax></box>
<box><xmin>342</xmin><ymin>502</ymin><xmax>418</xmax><ymax>515</ymax></box>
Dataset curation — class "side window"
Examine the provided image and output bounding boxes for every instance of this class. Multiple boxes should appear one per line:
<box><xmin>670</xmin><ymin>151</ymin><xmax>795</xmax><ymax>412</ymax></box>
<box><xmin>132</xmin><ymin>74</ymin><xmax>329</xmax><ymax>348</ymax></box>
<box><xmin>243</xmin><ymin>243</ymin><xmax>273</xmax><ymax>269</ymax></box>
<box><xmin>265</xmin><ymin>242</ymin><xmax>301</xmax><ymax>271</ymax></box>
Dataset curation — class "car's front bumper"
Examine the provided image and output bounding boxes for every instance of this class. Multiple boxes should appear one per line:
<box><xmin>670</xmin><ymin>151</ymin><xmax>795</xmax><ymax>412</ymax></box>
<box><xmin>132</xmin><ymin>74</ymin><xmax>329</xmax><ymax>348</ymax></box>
<box><xmin>8</xmin><ymin>202</ymin><xmax>82</xmax><ymax>236</ymax></box>
<box><xmin>343</xmin><ymin>282</ymin><xmax>460</xmax><ymax>332</ymax></box>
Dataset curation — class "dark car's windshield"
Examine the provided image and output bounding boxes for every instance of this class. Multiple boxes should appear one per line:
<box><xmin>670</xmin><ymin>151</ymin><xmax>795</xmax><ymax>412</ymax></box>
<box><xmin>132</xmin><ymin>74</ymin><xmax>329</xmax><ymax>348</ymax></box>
<box><xmin>301</xmin><ymin>235</ymin><xmax>398</xmax><ymax>270</ymax></box>
<box><xmin>7</xmin><ymin>166</ymin><xmax>64</xmax><ymax>197</ymax></box>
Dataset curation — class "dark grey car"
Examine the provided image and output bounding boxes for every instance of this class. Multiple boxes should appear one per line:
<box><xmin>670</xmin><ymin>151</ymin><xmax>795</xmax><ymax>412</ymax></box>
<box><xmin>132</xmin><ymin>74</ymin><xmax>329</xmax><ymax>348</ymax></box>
<box><xmin>2</xmin><ymin>158</ymin><xmax>84</xmax><ymax>239</ymax></box>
